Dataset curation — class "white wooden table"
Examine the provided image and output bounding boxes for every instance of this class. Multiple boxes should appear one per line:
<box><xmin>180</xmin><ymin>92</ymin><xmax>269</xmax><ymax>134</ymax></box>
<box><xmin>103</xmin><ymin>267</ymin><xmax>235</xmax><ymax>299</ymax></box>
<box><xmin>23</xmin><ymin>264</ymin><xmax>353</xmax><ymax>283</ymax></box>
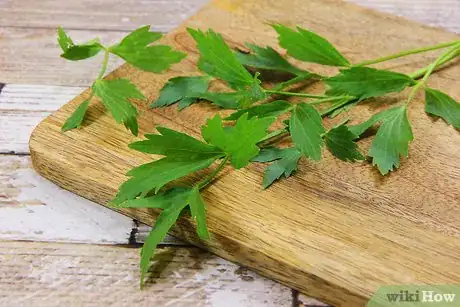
<box><xmin>0</xmin><ymin>1</ymin><xmax>458</xmax><ymax>306</ymax></box>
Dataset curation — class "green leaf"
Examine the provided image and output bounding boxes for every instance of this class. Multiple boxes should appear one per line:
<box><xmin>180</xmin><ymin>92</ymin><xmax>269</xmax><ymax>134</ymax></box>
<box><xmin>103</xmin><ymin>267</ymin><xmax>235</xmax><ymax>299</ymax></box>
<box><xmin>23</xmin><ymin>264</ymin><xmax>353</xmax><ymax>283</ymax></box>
<box><xmin>187</xmin><ymin>187</ymin><xmax>210</xmax><ymax>240</ymax></box>
<box><xmin>251</xmin><ymin>147</ymin><xmax>287</xmax><ymax>163</ymax></box>
<box><xmin>150</xmin><ymin>76</ymin><xmax>211</xmax><ymax>109</ymax></box>
<box><xmin>236</xmin><ymin>43</ymin><xmax>306</xmax><ymax>75</ymax></box>
<box><xmin>425</xmin><ymin>88</ymin><xmax>460</xmax><ymax>128</ymax></box>
<box><xmin>187</xmin><ymin>28</ymin><xmax>254</xmax><ymax>90</ymax></box>
<box><xmin>116</xmin><ymin>155</ymin><xmax>220</xmax><ymax>202</ymax></box>
<box><xmin>225</xmin><ymin>100</ymin><xmax>292</xmax><ymax>120</ymax></box>
<box><xmin>324</xmin><ymin>125</ymin><xmax>365</xmax><ymax>162</ymax></box>
<box><xmin>61</xmin><ymin>99</ymin><xmax>90</xmax><ymax>131</ymax></box>
<box><xmin>290</xmin><ymin>103</ymin><xmax>325</xmax><ymax>161</ymax></box>
<box><xmin>202</xmin><ymin>114</ymin><xmax>275</xmax><ymax>169</ymax></box>
<box><xmin>92</xmin><ymin>79</ymin><xmax>145</xmax><ymax>136</ymax></box>
<box><xmin>329</xmin><ymin>100</ymin><xmax>358</xmax><ymax>118</ymax></box>
<box><xmin>112</xmin><ymin>187</ymin><xmax>188</xmax><ymax>208</ymax></box>
<box><xmin>325</xmin><ymin>67</ymin><xmax>415</xmax><ymax>100</ymax></box>
<box><xmin>57</xmin><ymin>27</ymin><xmax>74</xmax><ymax>52</ymax></box>
<box><xmin>189</xmin><ymin>91</ymin><xmax>240</xmax><ymax>109</ymax></box>
<box><xmin>351</xmin><ymin>106</ymin><xmax>413</xmax><ymax>174</ymax></box>
<box><xmin>139</xmin><ymin>188</ymin><xmax>190</xmax><ymax>287</ymax></box>
<box><xmin>61</xmin><ymin>40</ymin><xmax>103</xmax><ymax>61</ymax></box>
<box><xmin>236</xmin><ymin>73</ymin><xmax>267</xmax><ymax>109</ymax></box>
<box><xmin>262</xmin><ymin>147</ymin><xmax>302</xmax><ymax>188</ymax></box>
<box><xmin>111</xmin><ymin>25</ymin><xmax>186</xmax><ymax>73</ymax></box>
<box><xmin>273</xmin><ymin>24</ymin><xmax>349</xmax><ymax>67</ymax></box>
<box><xmin>129</xmin><ymin>126</ymin><xmax>224</xmax><ymax>158</ymax></box>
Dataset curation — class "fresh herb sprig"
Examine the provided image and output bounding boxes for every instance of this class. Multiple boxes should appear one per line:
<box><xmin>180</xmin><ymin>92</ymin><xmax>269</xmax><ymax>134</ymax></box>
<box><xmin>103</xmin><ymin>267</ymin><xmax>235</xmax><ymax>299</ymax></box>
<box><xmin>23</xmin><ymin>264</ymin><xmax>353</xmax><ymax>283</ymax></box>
<box><xmin>58</xmin><ymin>24</ymin><xmax>459</xmax><ymax>286</ymax></box>
<box><xmin>58</xmin><ymin>26</ymin><xmax>186</xmax><ymax>135</ymax></box>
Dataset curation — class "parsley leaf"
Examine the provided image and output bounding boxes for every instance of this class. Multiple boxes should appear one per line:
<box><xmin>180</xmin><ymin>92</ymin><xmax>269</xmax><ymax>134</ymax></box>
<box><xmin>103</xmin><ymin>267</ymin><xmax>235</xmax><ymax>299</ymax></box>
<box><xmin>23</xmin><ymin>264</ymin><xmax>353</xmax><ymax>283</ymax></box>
<box><xmin>111</xmin><ymin>25</ymin><xmax>186</xmax><ymax>73</ymax></box>
<box><xmin>60</xmin><ymin>38</ymin><xmax>103</xmax><ymax>61</ymax></box>
<box><xmin>92</xmin><ymin>79</ymin><xmax>144</xmax><ymax>136</ymax></box>
<box><xmin>202</xmin><ymin>114</ymin><xmax>275</xmax><ymax>169</ymax></box>
<box><xmin>325</xmin><ymin>67</ymin><xmax>415</xmax><ymax>100</ymax></box>
<box><xmin>129</xmin><ymin>126</ymin><xmax>224</xmax><ymax>158</ymax></box>
<box><xmin>251</xmin><ymin>147</ymin><xmax>288</xmax><ymax>163</ymax></box>
<box><xmin>425</xmin><ymin>88</ymin><xmax>460</xmax><ymax>128</ymax></box>
<box><xmin>324</xmin><ymin>124</ymin><xmax>365</xmax><ymax>162</ymax></box>
<box><xmin>139</xmin><ymin>188</ymin><xmax>190</xmax><ymax>286</ymax></box>
<box><xmin>225</xmin><ymin>100</ymin><xmax>292</xmax><ymax>120</ymax></box>
<box><xmin>188</xmin><ymin>187</ymin><xmax>210</xmax><ymax>240</ymax></box>
<box><xmin>57</xmin><ymin>27</ymin><xmax>74</xmax><ymax>52</ymax></box>
<box><xmin>188</xmin><ymin>91</ymin><xmax>240</xmax><ymax>109</ymax></box>
<box><xmin>290</xmin><ymin>103</ymin><xmax>325</xmax><ymax>161</ymax></box>
<box><xmin>236</xmin><ymin>43</ymin><xmax>307</xmax><ymax>75</ymax></box>
<box><xmin>61</xmin><ymin>99</ymin><xmax>90</xmax><ymax>131</ymax></box>
<box><xmin>350</xmin><ymin>106</ymin><xmax>413</xmax><ymax>174</ymax></box>
<box><xmin>150</xmin><ymin>76</ymin><xmax>211</xmax><ymax>110</ymax></box>
<box><xmin>273</xmin><ymin>24</ymin><xmax>349</xmax><ymax>67</ymax></box>
<box><xmin>188</xmin><ymin>28</ymin><xmax>254</xmax><ymax>90</ymax></box>
<box><xmin>261</xmin><ymin>147</ymin><xmax>302</xmax><ymax>188</ymax></box>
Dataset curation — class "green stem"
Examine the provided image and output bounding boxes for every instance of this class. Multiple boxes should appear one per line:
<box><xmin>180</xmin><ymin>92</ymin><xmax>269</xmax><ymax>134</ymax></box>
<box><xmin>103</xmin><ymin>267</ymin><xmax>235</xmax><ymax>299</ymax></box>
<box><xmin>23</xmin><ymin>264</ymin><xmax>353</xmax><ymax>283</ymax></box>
<box><xmin>265</xmin><ymin>90</ymin><xmax>328</xmax><ymax>99</ymax></box>
<box><xmin>355</xmin><ymin>40</ymin><xmax>459</xmax><ymax>67</ymax></box>
<box><xmin>307</xmin><ymin>95</ymin><xmax>355</xmax><ymax>105</ymax></box>
<box><xmin>198</xmin><ymin>156</ymin><xmax>229</xmax><ymax>190</ymax></box>
<box><xmin>407</xmin><ymin>43</ymin><xmax>460</xmax><ymax>104</ymax></box>
<box><xmin>409</xmin><ymin>48</ymin><xmax>460</xmax><ymax>79</ymax></box>
<box><xmin>96</xmin><ymin>48</ymin><xmax>110</xmax><ymax>80</ymax></box>
<box><xmin>269</xmin><ymin>74</ymin><xmax>313</xmax><ymax>92</ymax></box>
<box><xmin>320</xmin><ymin>97</ymin><xmax>355</xmax><ymax>117</ymax></box>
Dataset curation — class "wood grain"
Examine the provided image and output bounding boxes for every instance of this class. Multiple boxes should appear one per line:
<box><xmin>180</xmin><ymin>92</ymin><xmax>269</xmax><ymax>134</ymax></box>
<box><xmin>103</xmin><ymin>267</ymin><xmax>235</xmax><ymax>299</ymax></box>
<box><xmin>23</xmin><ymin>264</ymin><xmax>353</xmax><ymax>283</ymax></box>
<box><xmin>0</xmin><ymin>241</ymin><xmax>294</xmax><ymax>307</ymax></box>
<box><xmin>29</xmin><ymin>0</ymin><xmax>460</xmax><ymax>306</ymax></box>
<box><xmin>0</xmin><ymin>0</ymin><xmax>208</xmax><ymax>32</ymax></box>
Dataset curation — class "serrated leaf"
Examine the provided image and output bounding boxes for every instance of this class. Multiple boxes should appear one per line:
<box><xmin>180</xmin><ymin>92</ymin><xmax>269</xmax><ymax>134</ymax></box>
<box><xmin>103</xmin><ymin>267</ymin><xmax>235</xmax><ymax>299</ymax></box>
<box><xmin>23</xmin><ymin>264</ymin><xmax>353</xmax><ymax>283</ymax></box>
<box><xmin>202</xmin><ymin>114</ymin><xmax>275</xmax><ymax>169</ymax></box>
<box><xmin>273</xmin><ymin>24</ymin><xmax>349</xmax><ymax>67</ymax></box>
<box><xmin>290</xmin><ymin>103</ymin><xmax>325</xmax><ymax>160</ymax></box>
<box><xmin>236</xmin><ymin>74</ymin><xmax>267</xmax><ymax>108</ymax></box>
<box><xmin>425</xmin><ymin>88</ymin><xmax>460</xmax><ymax>128</ymax></box>
<box><xmin>188</xmin><ymin>187</ymin><xmax>210</xmax><ymax>240</ymax></box>
<box><xmin>110</xmin><ymin>25</ymin><xmax>186</xmax><ymax>73</ymax></box>
<box><xmin>139</xmin><ymin>188</ymin><xmax>190</xmax><ymax>287</ymax></box>
<box><xmin>92</xmin><ymin>79</ymin><xmax>144</xmax><ymax>136</ymax></box>
<box><xmin>150</xmin><ymin>76</ymin><xmax>211</xmax><ymax>109</ymax></box>
<box><xmin>129</xmin><ymin>126</ymin><xmax>224</xmax><ymax>158</ymax></box>
<box><xmin>188</xmin><ymin>28</ymin><xmax>254</xmax><ymax>90</ymax></box>
<box><xmin>236</xmin><ymin>43</ymin><xmax>306</xmax><ymax>75</ymax></box>
<box><xmin>325</xmin><ymin>67</ymin><xmax>415</xmax><ymax>100</ymax></box>
<box><xmin>351</xmin><ymin>106</ymin><xmax>413</xmax><ymax>174</ymax></box>
<box><xmin>251</xmin><ymin>147</ymin><xmax>287</xmax><ymax>163</ymax></box>
<box><xmin>189</xmin><ymin>91</ymin><xmax>240</xmax><ymax>109</ymax></box>
<box><xmin>324</xmin><ymin>125</ymin><xmax>365</xmax><ymax>162</ymax></box>
<box><xmin>57</xmin><ymin>27</ymin><xmax>74</xmax><ymax>52</ymax></box>
<box><xmin>116</xmin><ymin>155</ymin><xmax>219</xmax><ymax>202</ymax></box>
<box><xmin>112</xmin><ymin>187</ymin><xmax>188</xmax><ymax>208</ymax></box>
<box><xmin>225</xmin><ymin>100</ymin><xmax>292</xmax><ymax>120</ymax></box>
<box><xmin>61</xmin><ymin>99</ymin><xmax>90</xmax><ymax>131</ymax></box>
<box><xmin>61</xmin><ymin>41</ymin><xmax>103</xmax><ymax>61</ymax></box>
<box><xmin>262</xmin><ymin>147</ymin><xmax>302</xmax><ymax>188</ymax></box>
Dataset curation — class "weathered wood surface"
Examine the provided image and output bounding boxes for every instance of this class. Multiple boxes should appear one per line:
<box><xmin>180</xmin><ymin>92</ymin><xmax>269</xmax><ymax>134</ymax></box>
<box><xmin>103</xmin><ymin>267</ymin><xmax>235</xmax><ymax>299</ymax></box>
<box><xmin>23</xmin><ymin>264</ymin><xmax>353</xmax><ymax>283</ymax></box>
<box><xmin>28</xmin><ymin>0</ymin><xmax>460</xmax><ymax>306</ymax></box>
<box><xmin>0</xmin><ymin>241</ymin><xmax>295</xmax><ymax>307</ymax></box>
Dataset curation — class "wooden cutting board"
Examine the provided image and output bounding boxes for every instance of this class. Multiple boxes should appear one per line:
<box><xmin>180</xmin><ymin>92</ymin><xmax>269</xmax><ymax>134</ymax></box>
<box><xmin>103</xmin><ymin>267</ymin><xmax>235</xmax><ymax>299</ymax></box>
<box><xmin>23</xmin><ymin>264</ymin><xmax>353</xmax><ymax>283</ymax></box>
<box><xmin>29</xmin><ymin>0</ymin><xmax>460</xmax><ymax>306</ymax></box>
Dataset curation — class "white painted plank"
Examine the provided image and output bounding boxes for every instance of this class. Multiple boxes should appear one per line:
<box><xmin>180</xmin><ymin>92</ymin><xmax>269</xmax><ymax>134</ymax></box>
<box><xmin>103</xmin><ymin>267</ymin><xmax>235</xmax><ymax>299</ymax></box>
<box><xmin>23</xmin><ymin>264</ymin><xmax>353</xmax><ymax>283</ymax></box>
<box><xmin>0</xmin><ymin>0</ymin><xmax>208</xmax><ymax>32</ymax></box>
<box><xmin>0</xmin><ymin>155</ymin><xmax>183</xmax><ymax>245</ymax></box>
<box><xmin>0</xmin><ymin>241</ymin><xmax>294</xmax><ymax>307</ymax></box>
<box><xmin>347</xmin><ymin>0</ymin><xmax>460</xmax><ymax>33</ymax></box>
<box><xmin>0</xmin><ymin>84</ymin><xmax>84</xmax><ymax>154</ymax></box>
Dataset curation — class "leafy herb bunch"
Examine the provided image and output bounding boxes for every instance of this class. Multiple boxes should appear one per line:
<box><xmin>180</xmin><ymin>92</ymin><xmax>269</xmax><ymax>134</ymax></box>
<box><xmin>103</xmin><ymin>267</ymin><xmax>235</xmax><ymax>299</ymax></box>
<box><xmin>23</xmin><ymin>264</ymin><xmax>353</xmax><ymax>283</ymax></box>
<box><xmin>58</xmin><ymin>24</ymin><xmax>460</xmax><ymax>286</ymax></box>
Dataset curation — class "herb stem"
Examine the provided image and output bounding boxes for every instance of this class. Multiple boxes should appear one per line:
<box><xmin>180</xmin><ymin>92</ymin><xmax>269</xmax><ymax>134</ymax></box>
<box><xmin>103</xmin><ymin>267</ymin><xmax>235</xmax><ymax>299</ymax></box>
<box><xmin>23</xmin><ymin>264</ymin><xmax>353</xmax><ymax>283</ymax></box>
<box><xmin>264</xmin><ymin>90</ymin><xmax>328</xmax><ymax>99</ymax></box>
<box><xmin>269</xmin><ymin>74</ymin><xmax>313</xmax><ymax>92</ymax></box>
<box><xmin>355</xmin><ymin>40</ymin><xmax>459</xmax><ymax>67</ymax></box>
<box><xmin>198</xmin><ymin>156</ymin><xmax>229</xmax><ymax>190</ymax></box>
<box><xmin>319</xmin><ymin>97</ymin><xmax>355</xmax><ymax>117</ymax></box>
<box><xmin>407</xmin><ymin>43</ymin><xmax>460</xmax><ymax>104</ymax></box>
<box><xmin>97</xmin><ymin>48</ymin><xmax>110</xmax><ymax>80</ymax></box>
<box><xmin>307</xmin><ymin>95</ymin><xmax>355</xmax><ymax>105</ymax></box>
<box><xmin>409</xmin><ymin>48</ymin><xmax>460</xmax><ymax>80</ymax></box>
<box><xmin>258</xmin><ymin>128</ymin><xmax>289</xmax><ymax>145</ymax></box>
